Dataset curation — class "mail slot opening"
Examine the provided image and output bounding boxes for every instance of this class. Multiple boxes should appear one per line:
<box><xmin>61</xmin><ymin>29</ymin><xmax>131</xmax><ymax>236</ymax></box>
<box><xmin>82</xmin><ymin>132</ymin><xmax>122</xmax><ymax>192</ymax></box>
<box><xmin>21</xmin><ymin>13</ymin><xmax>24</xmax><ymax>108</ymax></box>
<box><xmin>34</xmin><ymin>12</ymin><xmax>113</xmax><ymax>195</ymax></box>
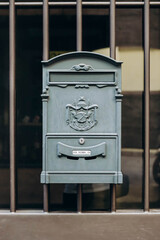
<box><xmin>66</xmin><ymin>155</ymin><xmax>98</xmax><ymax>160</ymax></box>
<box><xmin>85</xmin><ymin>156</ymin><xmax>97</xmax><ymax>160</ymax></box>
<box><xmin>62</xmin><ymin>154</ymin><xmax>103</xmax><ymax>161</ymax></box>
<box><xmin>67</xmin><ymin>156</ymin><xmax>79</xmax><ymax>160</ymax></box>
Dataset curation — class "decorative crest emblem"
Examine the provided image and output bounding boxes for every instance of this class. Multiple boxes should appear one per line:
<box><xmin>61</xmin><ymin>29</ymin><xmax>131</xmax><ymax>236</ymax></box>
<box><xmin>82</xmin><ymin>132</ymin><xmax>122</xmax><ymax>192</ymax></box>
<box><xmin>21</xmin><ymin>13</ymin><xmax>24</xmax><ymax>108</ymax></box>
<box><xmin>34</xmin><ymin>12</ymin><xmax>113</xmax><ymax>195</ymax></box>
<box><xmin>66</xmin><ymin>97</ymin><xmax>98</xmax><ymax>131</ymax></box>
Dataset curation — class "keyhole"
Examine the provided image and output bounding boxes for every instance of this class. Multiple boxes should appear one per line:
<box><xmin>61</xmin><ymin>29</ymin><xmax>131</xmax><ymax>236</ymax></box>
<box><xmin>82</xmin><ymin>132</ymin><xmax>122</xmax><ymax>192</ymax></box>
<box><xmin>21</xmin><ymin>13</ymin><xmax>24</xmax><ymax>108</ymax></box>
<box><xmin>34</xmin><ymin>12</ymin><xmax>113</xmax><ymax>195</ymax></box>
<box><xmin>79</xmin><ymin>138</ymin><xmax>85</xmax><ymax>145</ymax></box>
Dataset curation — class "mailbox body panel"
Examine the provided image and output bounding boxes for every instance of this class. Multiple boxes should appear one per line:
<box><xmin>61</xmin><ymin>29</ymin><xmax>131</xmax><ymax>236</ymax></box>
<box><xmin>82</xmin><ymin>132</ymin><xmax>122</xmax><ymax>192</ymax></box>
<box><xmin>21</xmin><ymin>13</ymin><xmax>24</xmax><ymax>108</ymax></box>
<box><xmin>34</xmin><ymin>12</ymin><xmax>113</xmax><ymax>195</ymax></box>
<box><xmin>41</xmin><ymin>52</ymin><xmax>123</xmax><ymax>184</ymax></box>
<box><xmin>47</xmin><ymin>86</ymin><xmax>116</xmax><ymax>134</ymax></box>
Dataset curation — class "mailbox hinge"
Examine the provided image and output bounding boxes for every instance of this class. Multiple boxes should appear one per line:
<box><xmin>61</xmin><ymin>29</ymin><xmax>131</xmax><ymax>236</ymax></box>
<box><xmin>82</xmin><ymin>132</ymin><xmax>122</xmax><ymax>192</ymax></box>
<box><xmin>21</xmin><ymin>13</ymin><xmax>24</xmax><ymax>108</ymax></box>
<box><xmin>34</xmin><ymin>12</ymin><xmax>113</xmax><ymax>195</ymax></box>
<box><xmin>41</xmin><ymin>86</ymin><xmax>49</xmax><ymax>101</ymax></box>
<box><xmin>115</xmin><ymin>87</ymin><xmax>123</xmax><ymax>101</ymax></box>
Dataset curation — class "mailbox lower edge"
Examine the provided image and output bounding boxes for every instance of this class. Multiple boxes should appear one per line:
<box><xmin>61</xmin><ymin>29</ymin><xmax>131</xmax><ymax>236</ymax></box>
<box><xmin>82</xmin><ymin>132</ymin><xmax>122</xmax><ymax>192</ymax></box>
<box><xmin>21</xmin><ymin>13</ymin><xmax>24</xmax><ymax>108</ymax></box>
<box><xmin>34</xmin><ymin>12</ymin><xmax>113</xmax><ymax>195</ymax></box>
<box><xmin>40</xmin><ymin>172</ymin><xmax>123</xmax><ymax>184</ymax></box>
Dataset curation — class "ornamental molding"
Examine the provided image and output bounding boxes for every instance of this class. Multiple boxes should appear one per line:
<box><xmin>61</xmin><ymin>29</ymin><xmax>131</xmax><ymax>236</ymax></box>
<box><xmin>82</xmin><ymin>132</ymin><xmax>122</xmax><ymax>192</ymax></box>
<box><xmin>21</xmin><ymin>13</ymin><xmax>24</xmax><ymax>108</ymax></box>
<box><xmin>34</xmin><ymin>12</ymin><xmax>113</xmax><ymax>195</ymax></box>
<box><xmin>71</xmin><ymin>63</ymin><xmax>94</xmax><ymax>71</ymax></box>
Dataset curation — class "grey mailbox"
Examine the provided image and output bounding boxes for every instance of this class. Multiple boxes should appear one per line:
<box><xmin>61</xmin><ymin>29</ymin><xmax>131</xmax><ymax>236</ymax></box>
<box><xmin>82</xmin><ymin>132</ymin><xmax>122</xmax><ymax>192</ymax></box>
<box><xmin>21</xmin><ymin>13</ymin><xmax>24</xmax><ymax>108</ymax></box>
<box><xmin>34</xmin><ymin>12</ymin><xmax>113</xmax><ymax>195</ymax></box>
<box><xmin>41</xmin><ymin>52</ymin><xmax>123</xmax><ymax>184</ymax></box>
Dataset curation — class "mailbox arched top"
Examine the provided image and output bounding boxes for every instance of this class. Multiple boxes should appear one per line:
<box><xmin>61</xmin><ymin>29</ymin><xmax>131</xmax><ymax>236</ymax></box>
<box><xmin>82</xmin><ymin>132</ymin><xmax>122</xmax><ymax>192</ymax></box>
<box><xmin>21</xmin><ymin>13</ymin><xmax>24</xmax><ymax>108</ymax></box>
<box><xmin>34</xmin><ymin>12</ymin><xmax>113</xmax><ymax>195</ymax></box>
<box><xmin>42</xmin><ymin>51</ymin><xmax>122</xmax><ymax>67</ymax></box>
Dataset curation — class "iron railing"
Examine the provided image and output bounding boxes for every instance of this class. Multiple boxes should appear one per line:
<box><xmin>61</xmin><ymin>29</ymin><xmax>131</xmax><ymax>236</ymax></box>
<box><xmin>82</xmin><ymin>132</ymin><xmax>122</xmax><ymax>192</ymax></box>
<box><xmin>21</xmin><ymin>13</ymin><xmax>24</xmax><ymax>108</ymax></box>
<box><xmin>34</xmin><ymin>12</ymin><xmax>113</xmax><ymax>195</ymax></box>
<box><xmin>0</xmin><ymin>0</ymin><xmax>157</xmax><ymax>212</ymax></box>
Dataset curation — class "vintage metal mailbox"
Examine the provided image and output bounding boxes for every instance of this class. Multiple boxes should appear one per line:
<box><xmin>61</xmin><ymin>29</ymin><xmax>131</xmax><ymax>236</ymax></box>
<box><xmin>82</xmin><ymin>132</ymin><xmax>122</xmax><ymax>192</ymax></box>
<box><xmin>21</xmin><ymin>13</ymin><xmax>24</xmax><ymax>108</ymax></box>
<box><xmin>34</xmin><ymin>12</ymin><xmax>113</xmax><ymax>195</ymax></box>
<box><xmin>41</xmin><ymin>52</ymin><xmax>123</xmax><ymax>184</ymax></box>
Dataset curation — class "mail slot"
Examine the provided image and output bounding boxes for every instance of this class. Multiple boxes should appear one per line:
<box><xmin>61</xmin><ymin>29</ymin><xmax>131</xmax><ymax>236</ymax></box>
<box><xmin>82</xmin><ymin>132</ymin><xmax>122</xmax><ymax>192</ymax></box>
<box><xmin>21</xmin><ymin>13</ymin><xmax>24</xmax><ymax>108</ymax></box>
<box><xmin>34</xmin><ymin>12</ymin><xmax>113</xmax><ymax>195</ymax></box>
<box><xmin>41</xmin><ymin>52</ymin><xmax>123</xmax><ymax>184</ymax></box>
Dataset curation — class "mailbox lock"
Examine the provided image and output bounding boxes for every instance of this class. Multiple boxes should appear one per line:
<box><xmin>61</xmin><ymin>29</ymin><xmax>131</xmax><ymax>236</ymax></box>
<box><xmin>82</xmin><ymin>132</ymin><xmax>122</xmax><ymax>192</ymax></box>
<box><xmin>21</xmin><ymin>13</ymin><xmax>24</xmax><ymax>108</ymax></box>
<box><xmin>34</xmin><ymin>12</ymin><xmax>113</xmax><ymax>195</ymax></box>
<box><xmin>79</xmin><ymin>138</ymin><xmax>85</xmax><ymax>145</ymax></box>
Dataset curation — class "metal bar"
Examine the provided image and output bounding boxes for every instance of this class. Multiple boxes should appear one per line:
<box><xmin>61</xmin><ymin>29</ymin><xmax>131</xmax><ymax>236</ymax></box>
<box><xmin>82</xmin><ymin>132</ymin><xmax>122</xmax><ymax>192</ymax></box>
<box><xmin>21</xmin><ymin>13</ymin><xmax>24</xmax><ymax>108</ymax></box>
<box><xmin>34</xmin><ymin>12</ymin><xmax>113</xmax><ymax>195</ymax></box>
<box><xmin>77</xmin><ymin>0</ymin><xmax>82</xmax><ymax>51</ymax></box>
<box><xmin>83</xmin><ymin>2</ymin><xmax>143</xmax><ymax>6</ymax></box>
<box><xmin>43</xmin><ymin>0</ymin><xmax>49</xmax><ymax>61</ymax></box>
<box><xmin>77</xmin><ymin>184</ymin><xmax>82</xmax><ymax>213</ymax></box>
<box><xmin>110</xmin><ymin>0</ymin><xmax>115</xmax><ymax>59</ymax></box>
<box><xmin>43</xmin><ymin>184</ymin><xmax>49</xmax><ymax>212</ymax></box>
<box><xmin>0</xmin><ymin>3</ymin><xmax>9</xmax><ymax>6</ymax></box>
<box><xmin>144</xmin><ymin>0</ymin><xmax>150</xmax><ymax>212</ymax></box>
<box><xmin>110</xmin><ymin>184</ymin><xmax>116</xmax><ymax>212</ymax></box>
<box><xmin>15</xmin><ymin>2</ymin><xmax>43</xmax><ymax>6</ymax></box>
<box><xmin>76</xmin><ymin>0</ymin><xmax>82</xmax><ymax>213</ymax></box>
<box><xmin>1</xmin><ymin>2</ymin><xmax>160</xmax><ymax>7</ymax></box>
<box><xmin>151</xmin><ymin>2</ymin><xmax>160</xmax><ymax>6</ymax></box>
<box><xmin>43</xmin><ymin>0</ymin><xmax>49</xmax><ymax>212</ymax></box>
<box><xmin>49</xmin><ymin>2</ymin><xmax>76</xmax><ymax>6</ymax></box>
<box><xmin>9</xmin><ymin>0</ymin><xmax>16</xmax><ymax>212</ymax></box>
<box><xmin>110</xmin><ymin>0</ymin><xmax>116</xmax><ymax>212</ymax></box>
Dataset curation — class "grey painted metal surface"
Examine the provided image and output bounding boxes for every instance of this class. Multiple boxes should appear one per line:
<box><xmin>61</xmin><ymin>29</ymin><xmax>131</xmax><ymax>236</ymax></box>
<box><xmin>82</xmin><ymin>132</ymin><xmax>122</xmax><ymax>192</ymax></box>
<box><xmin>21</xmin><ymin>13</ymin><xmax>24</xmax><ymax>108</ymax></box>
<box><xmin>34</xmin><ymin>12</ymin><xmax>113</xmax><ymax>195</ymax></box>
<box><xmin>41</xmin><ymin>51</ymin><xmax>123</xmax><ymax>184</ymax></box>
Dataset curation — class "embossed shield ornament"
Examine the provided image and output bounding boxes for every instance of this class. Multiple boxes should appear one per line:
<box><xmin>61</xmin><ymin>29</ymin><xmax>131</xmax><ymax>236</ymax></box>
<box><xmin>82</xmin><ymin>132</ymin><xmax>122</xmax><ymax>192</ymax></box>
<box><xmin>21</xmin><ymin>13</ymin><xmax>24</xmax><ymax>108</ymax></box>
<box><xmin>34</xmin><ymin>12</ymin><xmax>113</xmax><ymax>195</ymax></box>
<box><xmin>66</xmin><ymin>97</ymin><xmax>98</xmax><ymax>131</ymax></box>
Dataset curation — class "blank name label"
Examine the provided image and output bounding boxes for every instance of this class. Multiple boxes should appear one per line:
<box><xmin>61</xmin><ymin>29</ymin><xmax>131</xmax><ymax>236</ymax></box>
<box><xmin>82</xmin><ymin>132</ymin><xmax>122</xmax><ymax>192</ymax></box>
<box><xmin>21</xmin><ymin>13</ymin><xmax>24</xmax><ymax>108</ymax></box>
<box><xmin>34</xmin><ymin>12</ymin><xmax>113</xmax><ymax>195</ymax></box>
<box><xmin>72</xmin><ymin>150</ymin><xmax>91</xmax><ymax>156</ymax></box>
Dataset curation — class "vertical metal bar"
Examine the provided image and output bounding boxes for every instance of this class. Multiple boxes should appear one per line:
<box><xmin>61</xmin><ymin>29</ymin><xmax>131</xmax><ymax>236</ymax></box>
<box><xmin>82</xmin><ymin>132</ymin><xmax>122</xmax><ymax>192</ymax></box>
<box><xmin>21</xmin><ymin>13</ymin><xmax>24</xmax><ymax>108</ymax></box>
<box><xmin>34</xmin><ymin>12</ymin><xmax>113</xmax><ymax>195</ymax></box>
<box><xmin>9</xmin><ymin>0</ymin><xmax>16</xmax><ymax>213</ymax></box>
<box><xmin>76</xmin><ymin>0</ymin><xmax>82</xmax><ymax>212</ymax></box>
<box><xmin>43</xmin><ymin>184</ymin><xmax>49</xmax><ymax>212</ymax></box>
<box><xmin>110</xmin><ymin>0</ymin><xmax>116</xmax><ymax>212</ymax></box>
<box><xmin>110</xmin><ymin>184</ymin><xmax>116</xmax><ymax>212</ymax></box>
<box><xmin>43</xmin><ymin>0</ymin><xmax>49</xmax><ymax>212</ymax></box>
<box><xmin>110</xmin><ymin>0</ymin><xmax>116</xmax><ymax>59</ymax></box>
<box><xmin>144</xmin><ymin>0</ymin><xmax>150</xmax><ymax>212</ymax></box>
<box><xmin>77</xmin><ymin>184</ymin><xmax>82</xmax><ymax>213</ymax></box>
<box><xmin>43</xmin><ymin>0</ymin><xmax>49</xmax><ymax>61</ymax></box>
<box><xmin>76</xmin><ymin>0</ymin><xmax>82</xmax><ymax>51</ymax></box>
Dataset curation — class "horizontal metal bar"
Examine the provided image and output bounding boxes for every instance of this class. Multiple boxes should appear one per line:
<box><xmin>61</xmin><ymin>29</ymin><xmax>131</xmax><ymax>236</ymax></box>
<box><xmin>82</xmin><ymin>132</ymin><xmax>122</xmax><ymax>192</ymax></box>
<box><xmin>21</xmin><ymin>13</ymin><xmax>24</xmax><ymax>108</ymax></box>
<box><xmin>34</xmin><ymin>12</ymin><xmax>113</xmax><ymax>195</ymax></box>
<box><xmin>83</xmin><ymin>2</ymin><xmax>142</xmax><ymax>6</ymax></box>
<box><xmin>1</xmin><ymin>2</ymin><xmax>160</xmax><ymax>7</ymax></box>
<box><xmin>1</xmin><ymin>210</ymin><xmax>160</xmax><ymax>214</ymax></box>
<box><xmin>0</xmin><ymin>2</ymin><xmax>41</xmax><ymax>6</ymax></box>
<box><xmin>0</xmin><ymin>3</ymin><xmax>9</xmax><ymax>6</ymax></box>
<box><xmin>49</xmin><ymin>2</ymin><xmax>76</xmax><ymax>6</ymax></box>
